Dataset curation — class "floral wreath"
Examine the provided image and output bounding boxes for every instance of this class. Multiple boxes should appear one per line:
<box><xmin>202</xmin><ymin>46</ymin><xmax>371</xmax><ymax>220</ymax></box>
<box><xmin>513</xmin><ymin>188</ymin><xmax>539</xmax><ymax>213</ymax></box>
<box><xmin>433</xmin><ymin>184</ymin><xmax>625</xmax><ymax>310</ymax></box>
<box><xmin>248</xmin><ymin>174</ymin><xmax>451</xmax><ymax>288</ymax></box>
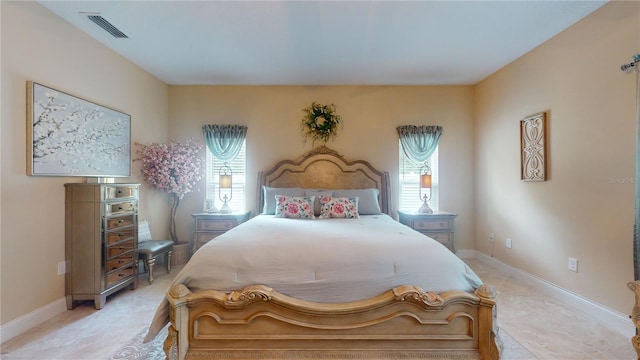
<box><xmin>301</xmin><ymin>102</ymin><xmax>342</xmax><ymax>144</ymax></box>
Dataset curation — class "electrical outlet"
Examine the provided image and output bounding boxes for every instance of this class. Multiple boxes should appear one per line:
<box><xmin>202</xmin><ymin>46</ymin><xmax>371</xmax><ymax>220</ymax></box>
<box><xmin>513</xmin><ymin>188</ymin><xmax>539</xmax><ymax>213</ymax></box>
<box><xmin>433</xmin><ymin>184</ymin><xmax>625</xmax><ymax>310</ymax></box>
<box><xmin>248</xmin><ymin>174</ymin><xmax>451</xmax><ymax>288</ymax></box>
<box><xmin>568</xmin><ymin>258</ymin><xmax>578</xmax><ymax>272</ymax></box>
<box><xmin>489</xmin><ymin>233</ymin><xmax>495</xmax><ymax>242</ymax></box>
<box><xmin>505</xmin><ymin>238</ymin><xmax>512</xmax><ymax>249</ymax></box>
<box><xmin>57</xmin><ymin>261</ymin><xmax>66</xmax><ymax>275</ymax></box>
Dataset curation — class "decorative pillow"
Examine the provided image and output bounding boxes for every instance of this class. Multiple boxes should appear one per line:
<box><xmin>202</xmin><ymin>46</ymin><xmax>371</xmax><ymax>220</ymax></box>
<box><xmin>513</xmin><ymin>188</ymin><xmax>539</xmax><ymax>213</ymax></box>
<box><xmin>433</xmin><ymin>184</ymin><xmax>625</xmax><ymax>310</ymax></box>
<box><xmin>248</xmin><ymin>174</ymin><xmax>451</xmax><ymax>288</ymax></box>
<box><xmin>263</xmin><ymin>187</ymin><xmax>304</xmax><ymax>214</ymax></box>
<box><xmin>275</xmin><ymin>195</ymin><xmax>315</xmax><ymax>219</ymax></box>
<box><xmin>333</xmin><ymin>189</ymin><xmax>381</xmax><ymax>215</ymax></box>
<box><xmin>304</xmin><ymin>189</ymin><xmax>334</xmax><ymax>216</ymax></box>
<box><xmin>318</xmin><ymin>196</ymin><xmax>359</xmax><ymax>219</ymax></box>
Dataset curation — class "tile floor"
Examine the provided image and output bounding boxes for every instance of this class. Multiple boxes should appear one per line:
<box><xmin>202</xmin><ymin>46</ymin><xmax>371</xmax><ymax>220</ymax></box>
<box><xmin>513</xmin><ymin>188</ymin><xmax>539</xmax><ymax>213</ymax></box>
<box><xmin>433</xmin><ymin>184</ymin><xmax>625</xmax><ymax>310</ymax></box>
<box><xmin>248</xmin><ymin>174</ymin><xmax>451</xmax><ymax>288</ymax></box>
<box><xmin>469</xmin><ymin>259</ymin><xmax>634</xmax><ymax>360</ymax></box>
<box><xmin>0</xmin><ymin>259</ymin><xmax>636</xmax><ymax>360</ymax></box>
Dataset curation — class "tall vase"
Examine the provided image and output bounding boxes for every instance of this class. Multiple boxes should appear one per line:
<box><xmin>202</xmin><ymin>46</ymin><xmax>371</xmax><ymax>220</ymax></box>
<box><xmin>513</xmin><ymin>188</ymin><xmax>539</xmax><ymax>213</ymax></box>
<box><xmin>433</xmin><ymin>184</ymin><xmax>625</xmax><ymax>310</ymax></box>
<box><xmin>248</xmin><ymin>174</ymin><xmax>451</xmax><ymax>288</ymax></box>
<box><xmin>169</xmin><ymin>193</ymin><xmax>180</xmax><ymax>243</ymax></box>
<box><xmin>168</xmin><ymin>193</ymin><xmax>190</xmax><ymax>266</ymax></box>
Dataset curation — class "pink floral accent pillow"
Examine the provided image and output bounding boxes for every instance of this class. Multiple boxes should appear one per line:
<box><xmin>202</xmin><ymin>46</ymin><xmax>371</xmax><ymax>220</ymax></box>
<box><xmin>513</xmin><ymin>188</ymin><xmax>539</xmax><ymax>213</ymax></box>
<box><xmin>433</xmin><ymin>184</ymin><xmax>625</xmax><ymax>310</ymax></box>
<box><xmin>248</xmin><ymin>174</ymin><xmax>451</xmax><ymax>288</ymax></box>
<box><xmin>275</xmin><ymin>195</ymin><xmax>315</xmax><ymax>219</ymax></box>
<box><xmin>318</xmin><ymin>196</ymin><xmax>360</xmax><ymax>219</ymax></box>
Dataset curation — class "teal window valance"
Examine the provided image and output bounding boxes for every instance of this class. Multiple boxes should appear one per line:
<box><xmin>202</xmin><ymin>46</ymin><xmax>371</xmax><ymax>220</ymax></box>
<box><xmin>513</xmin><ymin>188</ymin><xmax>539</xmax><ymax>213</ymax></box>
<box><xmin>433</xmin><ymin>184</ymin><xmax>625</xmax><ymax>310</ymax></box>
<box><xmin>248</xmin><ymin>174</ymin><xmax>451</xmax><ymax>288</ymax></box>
<box><xmin>396</xmin><ymin>125</ymin><xmax>443</xmax><ymax>165</ymax></box>
<box><xmin>202</xmin><ymin>124</ymin><xmax>248</xmax><ymax>162</ymax></box>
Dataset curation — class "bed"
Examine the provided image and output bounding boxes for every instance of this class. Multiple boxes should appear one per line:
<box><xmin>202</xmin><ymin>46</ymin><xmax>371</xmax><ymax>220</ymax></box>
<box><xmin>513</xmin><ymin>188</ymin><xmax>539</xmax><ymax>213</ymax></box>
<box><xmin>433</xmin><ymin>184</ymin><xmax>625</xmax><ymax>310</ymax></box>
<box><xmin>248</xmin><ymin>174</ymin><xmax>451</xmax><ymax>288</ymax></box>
<box><xmin>145</xmin><ymin>146</ymin><xmax>501</xmax><ymax>360</ymax></box>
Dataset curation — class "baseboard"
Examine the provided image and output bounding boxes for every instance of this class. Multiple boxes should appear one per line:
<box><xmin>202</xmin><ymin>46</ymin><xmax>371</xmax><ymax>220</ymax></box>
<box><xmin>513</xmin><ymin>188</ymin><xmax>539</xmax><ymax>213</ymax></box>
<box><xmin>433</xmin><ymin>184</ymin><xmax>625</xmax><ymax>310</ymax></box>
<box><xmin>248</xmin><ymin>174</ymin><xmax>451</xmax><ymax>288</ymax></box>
<box><xmin>455</xmin><ymin>249</ymin><xmax>476</xmax><ymax>259</ymax></box>
<box><xmin>470</xmin><ymin>250</ymin><xmax>634</xmax><ymax>338</ymax></box>
<box><xmin>0</xmin><ymin>297</ymin><xmax>67</xmax><ymax>344</ymax></box>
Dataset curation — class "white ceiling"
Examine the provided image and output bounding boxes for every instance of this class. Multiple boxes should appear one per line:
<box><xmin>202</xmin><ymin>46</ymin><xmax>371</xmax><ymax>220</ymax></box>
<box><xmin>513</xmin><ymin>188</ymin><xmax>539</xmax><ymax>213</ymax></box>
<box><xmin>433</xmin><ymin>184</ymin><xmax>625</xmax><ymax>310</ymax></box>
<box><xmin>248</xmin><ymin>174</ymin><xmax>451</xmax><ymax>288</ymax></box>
<box><xmin>38</xmin><ymin>1</ymin><xmax>607</xmax><ymax>85</ymax></box>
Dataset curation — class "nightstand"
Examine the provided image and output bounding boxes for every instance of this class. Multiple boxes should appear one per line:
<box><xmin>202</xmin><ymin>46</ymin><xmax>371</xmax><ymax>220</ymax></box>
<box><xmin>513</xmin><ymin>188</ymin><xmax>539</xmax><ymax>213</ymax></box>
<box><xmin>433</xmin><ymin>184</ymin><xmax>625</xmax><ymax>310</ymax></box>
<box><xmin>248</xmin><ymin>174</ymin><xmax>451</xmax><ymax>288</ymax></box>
<box><xmin>192</xmin><ymin>211</ymin><xmax>251</xmax><ymax>253</ymax></box>
<box><xmin>398</xmin><ymin>210</ymin><xmax>458</xmax><ymax>253</ymax></box>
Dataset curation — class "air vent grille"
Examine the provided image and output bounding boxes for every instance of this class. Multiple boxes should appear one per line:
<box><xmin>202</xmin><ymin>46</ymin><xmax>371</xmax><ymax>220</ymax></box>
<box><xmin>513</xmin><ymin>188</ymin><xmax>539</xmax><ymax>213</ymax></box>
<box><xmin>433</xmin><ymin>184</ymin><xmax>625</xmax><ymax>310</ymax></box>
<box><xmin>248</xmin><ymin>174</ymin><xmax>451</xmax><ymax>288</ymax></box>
<box><xmin>87</xmin><ymin>15</ymin><xmax>128</xmax><ymax>38</ymax></box>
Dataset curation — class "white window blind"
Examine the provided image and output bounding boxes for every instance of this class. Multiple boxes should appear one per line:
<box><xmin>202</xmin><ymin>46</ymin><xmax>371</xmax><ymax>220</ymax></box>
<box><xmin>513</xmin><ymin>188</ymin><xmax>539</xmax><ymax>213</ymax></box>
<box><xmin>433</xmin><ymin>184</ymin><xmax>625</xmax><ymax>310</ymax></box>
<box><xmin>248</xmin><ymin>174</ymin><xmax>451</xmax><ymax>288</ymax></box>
<box><xmin>398</xmin><ymin>141</ymin><xmax>439</xmax><ymax>212</ymax></box>
<box><xmin>205</xmin><ymin>141</ymin><xmax>246</xmax><ymax>212</ymax></box>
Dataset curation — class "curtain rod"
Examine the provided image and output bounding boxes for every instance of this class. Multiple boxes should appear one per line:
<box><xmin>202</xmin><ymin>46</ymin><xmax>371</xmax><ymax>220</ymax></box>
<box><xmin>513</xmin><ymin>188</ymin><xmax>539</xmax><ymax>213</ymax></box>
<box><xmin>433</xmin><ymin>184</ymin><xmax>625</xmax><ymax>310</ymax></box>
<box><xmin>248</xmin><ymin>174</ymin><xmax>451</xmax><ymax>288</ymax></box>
<box><xmin>621</xmin><ymin>54</ymin><xmax>640</xmax><ymax>71</ymax></box>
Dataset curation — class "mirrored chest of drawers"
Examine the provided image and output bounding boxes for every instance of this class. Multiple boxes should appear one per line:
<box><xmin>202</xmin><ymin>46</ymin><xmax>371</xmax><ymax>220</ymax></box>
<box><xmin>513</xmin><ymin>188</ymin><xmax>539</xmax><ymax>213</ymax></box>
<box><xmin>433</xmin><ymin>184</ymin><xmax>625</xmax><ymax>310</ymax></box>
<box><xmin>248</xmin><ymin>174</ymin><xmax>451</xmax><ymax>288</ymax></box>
<box><xmin>64</xmin><ymin>183</ymin><xmax>140</xmax><ymax>310</ymax></box>
<box><xmin>192</xmin><ymin>212</ymin><xmax>251</xmax><ymax>253</ymax></box>
<box><xmin>398</xmin><ymin>210</ymin><xmax>458</xmax><ymax>253</ymax></box>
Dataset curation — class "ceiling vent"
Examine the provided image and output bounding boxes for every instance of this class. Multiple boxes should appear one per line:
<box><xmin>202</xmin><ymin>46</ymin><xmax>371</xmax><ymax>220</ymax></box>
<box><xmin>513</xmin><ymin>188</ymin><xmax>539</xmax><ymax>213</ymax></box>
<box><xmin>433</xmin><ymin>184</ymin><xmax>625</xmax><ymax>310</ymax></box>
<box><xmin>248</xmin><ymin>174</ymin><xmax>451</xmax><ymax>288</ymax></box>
<box><xmin>87</xmin><ymin>15</ymin><xmax>128</xmax><ymax>38</ymax></box>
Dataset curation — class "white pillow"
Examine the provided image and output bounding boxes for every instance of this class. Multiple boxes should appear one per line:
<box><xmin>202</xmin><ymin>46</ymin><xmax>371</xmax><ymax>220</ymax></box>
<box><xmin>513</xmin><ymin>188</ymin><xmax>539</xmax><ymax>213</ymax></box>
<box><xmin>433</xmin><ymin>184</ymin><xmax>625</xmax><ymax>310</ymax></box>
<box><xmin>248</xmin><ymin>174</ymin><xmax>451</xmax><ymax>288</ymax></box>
<box><xmin>262</xmin><ymin>187</ymin><xmax>304</xmax><ymax>214</ymax></box>
<box><xmin>333</xmin><ymin>188</ymin><xmax>381</xmax><ymax>215</ymax></box>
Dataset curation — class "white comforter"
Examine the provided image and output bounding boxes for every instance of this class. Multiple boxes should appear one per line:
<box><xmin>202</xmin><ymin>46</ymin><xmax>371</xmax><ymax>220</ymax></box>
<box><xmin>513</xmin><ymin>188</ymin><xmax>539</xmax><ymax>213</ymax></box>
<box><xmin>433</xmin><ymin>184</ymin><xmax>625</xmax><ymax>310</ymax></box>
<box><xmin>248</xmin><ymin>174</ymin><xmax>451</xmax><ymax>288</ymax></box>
<box><xmin>144</xmin><ymin>214</ymin><xmax>483</xmax><ymax>342</ymax></box>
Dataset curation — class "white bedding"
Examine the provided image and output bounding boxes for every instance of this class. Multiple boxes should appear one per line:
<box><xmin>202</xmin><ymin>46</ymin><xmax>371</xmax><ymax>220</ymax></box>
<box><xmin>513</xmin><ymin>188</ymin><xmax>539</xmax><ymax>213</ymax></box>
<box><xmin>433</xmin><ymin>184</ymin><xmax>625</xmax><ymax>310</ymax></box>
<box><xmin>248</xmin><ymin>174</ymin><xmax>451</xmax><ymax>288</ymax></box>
<box><xmin>144</xmin><ymin>214</ymin><xmax>483</xmax><ymax>342</ymax></box>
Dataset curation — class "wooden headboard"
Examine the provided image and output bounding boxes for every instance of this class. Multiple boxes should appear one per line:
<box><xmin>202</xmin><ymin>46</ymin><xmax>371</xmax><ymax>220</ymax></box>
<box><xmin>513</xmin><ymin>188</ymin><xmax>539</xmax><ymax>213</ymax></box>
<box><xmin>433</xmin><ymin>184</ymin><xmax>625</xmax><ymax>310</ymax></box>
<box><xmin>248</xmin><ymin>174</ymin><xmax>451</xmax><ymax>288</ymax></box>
<box><xmin>256</xmin><ymin>146</ymin><xmax>391</xmax><ymax>215</ymax></box>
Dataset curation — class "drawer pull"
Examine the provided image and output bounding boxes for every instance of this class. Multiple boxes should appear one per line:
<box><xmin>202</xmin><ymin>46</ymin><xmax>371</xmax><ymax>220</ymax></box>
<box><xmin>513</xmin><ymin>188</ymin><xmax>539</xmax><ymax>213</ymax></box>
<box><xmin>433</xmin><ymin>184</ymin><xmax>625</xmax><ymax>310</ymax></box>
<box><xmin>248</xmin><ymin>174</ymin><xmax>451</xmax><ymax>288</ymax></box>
<box><xmin>118</xmin><ymin>219</ymin><xmax>124</xmax><ymax>223</ymax></box>
<box><xmin>118</xmin><ymin>273</ymin><xmax>124</xmax><ymax>277</ymax></box>
<box><xmin>118</xmin><ymin>206</ymin><xmax>123</xmax><ymax>210</ymax></box>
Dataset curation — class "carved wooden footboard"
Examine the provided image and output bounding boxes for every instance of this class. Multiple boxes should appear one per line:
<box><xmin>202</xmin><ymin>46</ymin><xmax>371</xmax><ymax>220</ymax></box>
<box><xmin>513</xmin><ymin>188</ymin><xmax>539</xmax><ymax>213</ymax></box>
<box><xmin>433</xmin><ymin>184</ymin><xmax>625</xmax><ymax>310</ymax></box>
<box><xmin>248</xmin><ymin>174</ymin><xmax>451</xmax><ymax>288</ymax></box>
<box><xmin>164</xmin><ymin>283</ymin><xmax>501</xmax><ymax>360</ymax></box>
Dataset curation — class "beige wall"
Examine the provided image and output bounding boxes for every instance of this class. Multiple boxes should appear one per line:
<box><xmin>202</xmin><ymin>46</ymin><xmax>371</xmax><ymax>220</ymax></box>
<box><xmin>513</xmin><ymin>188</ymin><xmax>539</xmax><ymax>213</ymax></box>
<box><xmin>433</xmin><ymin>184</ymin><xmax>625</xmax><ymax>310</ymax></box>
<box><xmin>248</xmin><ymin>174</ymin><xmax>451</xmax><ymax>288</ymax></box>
<box><xmin>168</xmin><ymin>86</ymin><xmax>476</xmax><ymax>253</ymax></box>
<box><xmin>474</xmin><ymin>1</ymin><xmax>640</xmax><ymax>314</ymax></box>
<box><xmin>1</xmin><ymin>2</ymin><xmax>169</xmax><ymax>325</ymax></box>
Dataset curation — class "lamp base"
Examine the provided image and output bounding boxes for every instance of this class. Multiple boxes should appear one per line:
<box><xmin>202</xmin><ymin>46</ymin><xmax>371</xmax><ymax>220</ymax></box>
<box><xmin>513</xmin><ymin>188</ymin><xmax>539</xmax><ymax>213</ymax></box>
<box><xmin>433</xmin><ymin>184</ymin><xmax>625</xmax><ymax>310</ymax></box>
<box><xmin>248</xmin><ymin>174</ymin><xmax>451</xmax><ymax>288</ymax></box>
<box><xmin>418</xmin><ymin>202</ymin><xmax>433</xmax><ymax>214</ymax></box>
<box><xmin>219</xmin><ymin>202</ymin><xmax>232</xmax><ymax>214</ymax></box>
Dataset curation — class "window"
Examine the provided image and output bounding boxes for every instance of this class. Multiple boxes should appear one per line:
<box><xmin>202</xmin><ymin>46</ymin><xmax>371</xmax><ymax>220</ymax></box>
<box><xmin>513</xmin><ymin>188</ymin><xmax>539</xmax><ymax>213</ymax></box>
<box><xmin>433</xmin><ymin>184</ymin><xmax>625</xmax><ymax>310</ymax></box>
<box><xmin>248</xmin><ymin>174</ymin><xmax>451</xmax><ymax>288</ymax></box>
<box><xmin>205</xmin><ymin>141</ymin><xmax>247</xmax><ymax>212</ymax></box>
<box><xmin>398</xmin><ymin>141</ymin><xmax>438</xmax><ymax>212</ymax></box>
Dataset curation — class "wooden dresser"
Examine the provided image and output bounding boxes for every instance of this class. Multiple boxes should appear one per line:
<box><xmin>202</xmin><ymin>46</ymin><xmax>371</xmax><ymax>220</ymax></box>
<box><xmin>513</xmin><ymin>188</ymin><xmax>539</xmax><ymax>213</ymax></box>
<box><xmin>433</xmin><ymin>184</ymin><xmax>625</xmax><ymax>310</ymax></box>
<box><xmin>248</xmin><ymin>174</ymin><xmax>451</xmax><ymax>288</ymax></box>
<box><xmin>192</xmin><ymin>212</ymin><xmax>251</xmax><ymax>253</ymax></box>
<box><xmin>64</xmin><ymin>183</ymin><xmax>140</xmax><ymax>310</ymax></box>
<box><xmin>398</xmin><ymin>210</ymin><xmax>458</xmax><ymax>253</ymax></box>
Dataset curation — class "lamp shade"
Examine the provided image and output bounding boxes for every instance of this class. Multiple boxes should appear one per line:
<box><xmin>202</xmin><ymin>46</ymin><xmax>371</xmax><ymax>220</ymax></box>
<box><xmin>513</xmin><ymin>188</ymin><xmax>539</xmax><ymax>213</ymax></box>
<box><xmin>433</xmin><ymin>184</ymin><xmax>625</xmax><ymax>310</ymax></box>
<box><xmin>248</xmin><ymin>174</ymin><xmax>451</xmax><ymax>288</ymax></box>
<box><xmin>420</xmin><ymin>174</ymin><xmax>432</xmax><ymax>188</ymax></box>
<box><xmin>219</xmin><ymin>174</ymin><xmax>232</xmax><ymax>188</ymax></box>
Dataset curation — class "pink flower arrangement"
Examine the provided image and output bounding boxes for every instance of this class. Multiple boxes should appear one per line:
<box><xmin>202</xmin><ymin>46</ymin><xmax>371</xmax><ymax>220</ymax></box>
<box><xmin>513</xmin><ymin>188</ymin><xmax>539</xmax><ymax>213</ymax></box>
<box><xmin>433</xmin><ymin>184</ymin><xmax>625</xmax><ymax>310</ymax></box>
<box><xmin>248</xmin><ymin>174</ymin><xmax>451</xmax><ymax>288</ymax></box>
<box><xmin>136</xmin><ymin>138</ymin><xmax>204</xmax><ymax>199</ymax></box>
<box><xmin>136</xmin><ymin>138</ymin><xmax>204</xmax><ymax>243</ymax></box>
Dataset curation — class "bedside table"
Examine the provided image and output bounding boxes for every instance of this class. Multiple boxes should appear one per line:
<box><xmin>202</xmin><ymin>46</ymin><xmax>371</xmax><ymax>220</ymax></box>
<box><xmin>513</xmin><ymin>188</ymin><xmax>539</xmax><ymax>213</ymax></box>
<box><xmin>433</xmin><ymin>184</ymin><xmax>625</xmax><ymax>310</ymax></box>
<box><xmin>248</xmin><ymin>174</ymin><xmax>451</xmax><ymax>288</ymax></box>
<box><xmin>192</xmin><ymin>211</ymin><xmax>251</xmax><ymax>253</ymax></box>
<box><xmin>398</xmin><ymin>210</ymin><xmax>458</xmax><ymax>253</ymax></box>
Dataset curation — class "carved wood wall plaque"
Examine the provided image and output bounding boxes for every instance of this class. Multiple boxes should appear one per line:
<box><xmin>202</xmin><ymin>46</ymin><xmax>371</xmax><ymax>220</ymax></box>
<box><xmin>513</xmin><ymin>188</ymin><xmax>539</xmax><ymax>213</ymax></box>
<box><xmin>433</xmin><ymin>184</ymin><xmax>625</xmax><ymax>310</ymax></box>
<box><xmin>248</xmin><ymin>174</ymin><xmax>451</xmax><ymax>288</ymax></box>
<box><xmin>520</xmin><ymin>112</ymin><xmax>547</xmax><ymax>181</ymax></box>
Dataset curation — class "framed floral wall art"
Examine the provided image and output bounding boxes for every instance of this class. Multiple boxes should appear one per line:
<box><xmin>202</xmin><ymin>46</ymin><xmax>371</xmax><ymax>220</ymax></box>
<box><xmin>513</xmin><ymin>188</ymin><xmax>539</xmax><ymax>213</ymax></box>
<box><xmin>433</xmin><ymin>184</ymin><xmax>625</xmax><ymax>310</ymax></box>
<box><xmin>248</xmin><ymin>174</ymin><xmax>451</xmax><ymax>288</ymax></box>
<box><xmin>520</xmin><ymin>112</ymin><xmax>547</xmax><ymax>181</ymax></box>
<box><xmin>26</xmin><ymin>81</ymin><xmax>131</xmax><ymax>177</ymax></box>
